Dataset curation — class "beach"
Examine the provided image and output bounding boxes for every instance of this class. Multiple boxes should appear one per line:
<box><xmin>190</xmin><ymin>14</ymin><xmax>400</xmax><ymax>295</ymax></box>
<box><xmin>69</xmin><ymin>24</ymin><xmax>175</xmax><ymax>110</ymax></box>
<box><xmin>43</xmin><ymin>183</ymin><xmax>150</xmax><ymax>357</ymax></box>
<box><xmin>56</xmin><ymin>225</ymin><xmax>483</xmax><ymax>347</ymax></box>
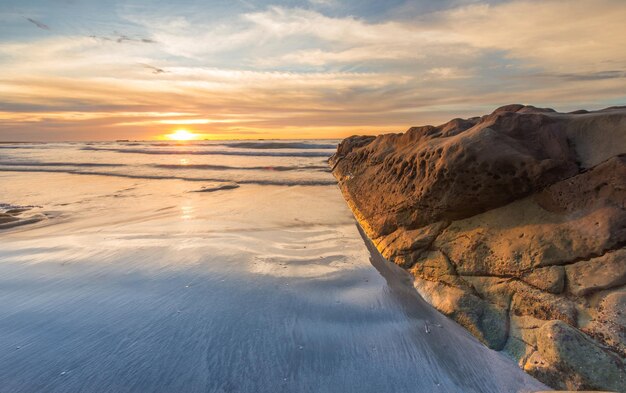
<box><xmin>0</xmin><ymin>141</ymin><xmax>547</xmax><ymax>392</ymax></box>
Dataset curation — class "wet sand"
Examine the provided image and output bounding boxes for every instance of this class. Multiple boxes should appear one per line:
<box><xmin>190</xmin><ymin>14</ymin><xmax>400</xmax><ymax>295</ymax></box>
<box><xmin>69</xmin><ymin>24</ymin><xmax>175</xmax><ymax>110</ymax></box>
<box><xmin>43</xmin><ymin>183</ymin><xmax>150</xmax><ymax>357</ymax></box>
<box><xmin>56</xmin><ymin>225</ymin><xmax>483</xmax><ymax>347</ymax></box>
<box><xmin>0</xmin><ymin>167</ymin><xmax>549</xmax><ymax>393</ymax></box>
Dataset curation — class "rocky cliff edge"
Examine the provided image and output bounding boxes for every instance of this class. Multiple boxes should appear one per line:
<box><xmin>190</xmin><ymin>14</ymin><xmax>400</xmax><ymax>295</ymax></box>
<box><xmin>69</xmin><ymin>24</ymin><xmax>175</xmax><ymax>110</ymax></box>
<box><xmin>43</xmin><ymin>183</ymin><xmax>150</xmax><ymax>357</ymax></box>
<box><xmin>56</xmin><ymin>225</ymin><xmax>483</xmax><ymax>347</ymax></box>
<box><xmin>330</xmin><ymin>104</ymin><xmax>626</xmax><ymax>392</ymax></box>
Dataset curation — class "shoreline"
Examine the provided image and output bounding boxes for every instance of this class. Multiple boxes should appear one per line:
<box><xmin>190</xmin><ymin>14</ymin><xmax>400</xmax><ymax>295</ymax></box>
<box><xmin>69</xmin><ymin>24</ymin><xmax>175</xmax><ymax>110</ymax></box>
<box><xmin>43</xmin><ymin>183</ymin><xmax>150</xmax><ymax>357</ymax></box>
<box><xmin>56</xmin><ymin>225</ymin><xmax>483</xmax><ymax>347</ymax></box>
<box><xmin>0</xmin><ymin>165</ymin><xmax>548</xmax><ymax>392</ymax></box>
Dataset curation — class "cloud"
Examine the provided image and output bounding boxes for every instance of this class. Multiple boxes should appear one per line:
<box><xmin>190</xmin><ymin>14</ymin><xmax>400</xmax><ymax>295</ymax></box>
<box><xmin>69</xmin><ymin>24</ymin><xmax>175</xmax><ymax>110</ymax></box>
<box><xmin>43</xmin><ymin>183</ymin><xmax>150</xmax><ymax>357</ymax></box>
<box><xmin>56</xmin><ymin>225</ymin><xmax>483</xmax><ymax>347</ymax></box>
<box><xmin>121</xmin><ymin>1</ymin><xmax>626</xmax><ymax>75</ymax></box>
<box><xmin>88</xmin><ymin>34</ymin><xmax>157</xmax><ymax>44</ymax></box>
<box><xmin>237</xmin><ymin>1</ymin><xmax>626</xmax><ymax>73</ymax></box>
<box><xmin>25</xmin><ymin>17</ymin><xmax>50</xmax><ymax>30</ymax></box>
<box><xmin>1</xmin><ymin>0</ymin><xmax>625</xmax><ymax>141</ymax></box>
<box><xmin>435</xmin><ymin>0</ymin><xmax>626</xmax><ymax>72</ymax></box>
<box><xmin>139</xmin><ymin>63</ymin><xmax>166</xmax><ymax>74</ymax></box>
<box><xmin>308</xmin><ymin>0</ymin><xmax>338</xmax><ymax>6</ymax></box>
<box><xmin>529</xmin><ymin>70</ymin><xmax>626</xmax><ymax>82</ymax></box>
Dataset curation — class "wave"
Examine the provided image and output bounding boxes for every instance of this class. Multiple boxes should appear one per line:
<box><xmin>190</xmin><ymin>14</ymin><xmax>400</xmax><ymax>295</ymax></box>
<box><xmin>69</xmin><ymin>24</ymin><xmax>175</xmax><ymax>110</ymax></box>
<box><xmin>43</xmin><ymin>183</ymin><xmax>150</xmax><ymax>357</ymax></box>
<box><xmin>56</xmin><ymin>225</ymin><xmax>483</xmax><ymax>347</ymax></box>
<box><xmin>0</xmin><ymin>161</ymin><xmax>330</xmax><ymax>172</ymax></box>
<box><xmin>220</xmin><ymin>142</ymin><xmax>336</xmax><ymax>150</ymax></box>
<box><xmin>0</xmin><ymin>167</ymin><xmax>337</xmax><ymax>186</ymax></box>
<box><xmin>0</xmin><ymin>161</ymin><xmax>122</xmax><ymax>167</ymax></box>
<box><xmin>192</xmin><ymin>183</ymin><xmax>240</xmax><ymax>193</ymax></box>
<box><xmin>80</xmin><ymin>147</ymin><xmax>332</xmax><ymax>157</ymax></box>
<box><xmin>0</xmin><ymin>145</ymin><xmax>41</xmax><ymax>149</ymax></box>
<box><xmin>111</xmin><ymin>141</ymin><xmax>338</xmax><ymax>149</ymax></box>
<box><xmin>152</xmin><ymin>164</ymin><xmax>330</xmax><ymax>172</ymax></box>
<box><xmin>113</xmin><ymin>142</ymin><xmax>200</xmax><ymax>147</ymax></box>
<box><xmin>0</xmin><ymin>203</ymin><xmax>41</xmax><ymax>213</ymax></box>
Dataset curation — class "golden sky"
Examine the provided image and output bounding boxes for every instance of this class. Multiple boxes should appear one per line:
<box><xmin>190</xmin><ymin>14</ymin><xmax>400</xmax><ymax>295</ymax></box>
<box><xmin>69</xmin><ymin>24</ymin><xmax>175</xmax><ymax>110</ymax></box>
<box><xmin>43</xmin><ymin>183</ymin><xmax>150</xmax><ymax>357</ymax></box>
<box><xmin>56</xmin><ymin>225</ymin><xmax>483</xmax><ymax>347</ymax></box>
<box><xmin>1</xmin><ymin>0</ymin><xmax>625</xmax><ymax>141</ymax></box>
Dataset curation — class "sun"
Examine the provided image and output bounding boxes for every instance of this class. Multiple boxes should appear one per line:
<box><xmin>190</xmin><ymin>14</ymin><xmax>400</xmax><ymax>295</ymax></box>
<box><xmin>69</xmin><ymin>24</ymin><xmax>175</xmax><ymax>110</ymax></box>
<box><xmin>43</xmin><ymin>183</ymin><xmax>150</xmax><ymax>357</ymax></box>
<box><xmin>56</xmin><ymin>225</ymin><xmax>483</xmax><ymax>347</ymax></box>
<box><xmin>166</xmin><ymin>129</ymin><xmax>197</xmax><ymax>141</ymax></box>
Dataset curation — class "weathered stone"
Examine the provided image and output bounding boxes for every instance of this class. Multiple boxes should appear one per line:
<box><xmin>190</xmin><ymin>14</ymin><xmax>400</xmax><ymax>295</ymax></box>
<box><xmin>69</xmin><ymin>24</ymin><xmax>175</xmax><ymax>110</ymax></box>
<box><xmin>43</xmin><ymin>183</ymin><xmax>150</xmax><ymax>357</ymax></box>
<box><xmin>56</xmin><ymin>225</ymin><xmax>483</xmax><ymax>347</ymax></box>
<box><xmin>436</xmin><ymin>199</ymin><xmax>622</xmax><ymax>275</ymax></box>
<box><xmin>582</xmin><ymin>290</ymin><xmax>626</xmax><ymax>357</ymax></box>
<box><xmin>599</xmin><ymin>290</ymin><xmax>626</xmax><ymax>327</ymax></box>
<box><xmin>331</xmin><ymin>105</ymin><xmax>626</xmax><ymax>391</ymax></box>
<box><xmin>413</xmin><ymin>277</ymin><xmax>509</xmax><ymax>350</ymax></box>
<box><xmin>523</xmin><ymin>351</ymin><xmax>565</xmax><ymax>389</ymax></box>
<box><xmin>521</xmin><ymin>265</ymin><xmax>565</xmax><ymax>294</ymax></box>
<box><xmin>534</xmin><ymin>154</ymin><xmax>626</xmax><ymax>215</ymax></box>
<box><xmin>462</xmin><ymin>276</ymin><xmax>515</xmax><ymax>308</ymax></box>
<box><xmin>375</xmin><ymin>221</ymin><xmax>448</xmax><ymax>263</ymax></box>
<box><xmin>566</xmin><ymin>249</ymin><xmax>626</xmax><ymax>296</ymax></box>
<box><xmin>503</xmin><ymin>315</ymin><xmax>547</xmax><ymax>366</ymax></box>
<box><xmin>408</xmin><ymin>250</ymin><xmax>460</xmax><ymax>286</ymax></box>
<box><xmin>563</xmin><ymin>107</ymin><xmax>626</xmax><ymax>168</ymax></box>
<box><xmin>434</xmin><ymin>156</ymin><xmax>626</xmax><ymax>276</ymax></box>
<box><xmin>535</xmin><ymin>320</ymin><xmax>626</xmax><ymax>392</ymax></box>
<box><xmin>511</xmin><ymin>285</ymin><xmax>577</xmax><ymax>325</ymax></box>
<box><xmin>332</xmin><ymin>105</ymin><xmax>579</xmax><ymax>238</ymax></box>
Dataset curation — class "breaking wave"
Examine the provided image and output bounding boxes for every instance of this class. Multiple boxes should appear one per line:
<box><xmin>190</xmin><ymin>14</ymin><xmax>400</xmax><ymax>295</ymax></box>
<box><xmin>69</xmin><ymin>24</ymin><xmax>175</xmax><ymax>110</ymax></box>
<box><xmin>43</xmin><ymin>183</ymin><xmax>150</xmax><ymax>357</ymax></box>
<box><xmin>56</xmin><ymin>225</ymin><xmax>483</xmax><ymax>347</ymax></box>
<box><xmin>0</xmin><ymin>161</ymin><xmax>122</xmax><ymax>167</ymax></box>
<box><xmin>219</xmin><ymin>141</ymin><xmax>337</xmax><ymax>149</ymax></box>
<box><xmin>0</xmin><ymin>167</ymin><xmax>337</xmax><ymax>186</ymax></box>
<box><xmin>0</xmin><ymin>161</ymin><xmax>330</xmax><ymax>172</ymax></box>
<box><xmin>81</xmin><ymin>147</ymin><xmax>332</xmax><ymax>157</ymax></box>
<box><xmin>152</xmin><ymin>164</ymin><xmax>330</xmax><ymax>172</ymax></box>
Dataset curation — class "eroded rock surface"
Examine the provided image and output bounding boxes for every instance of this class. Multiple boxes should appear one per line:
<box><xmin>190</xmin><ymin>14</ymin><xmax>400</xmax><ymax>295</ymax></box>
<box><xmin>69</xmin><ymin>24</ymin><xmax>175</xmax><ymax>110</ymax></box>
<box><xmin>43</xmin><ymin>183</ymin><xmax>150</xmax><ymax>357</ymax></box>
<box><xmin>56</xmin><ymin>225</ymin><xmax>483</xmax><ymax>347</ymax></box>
<box><xmin>330</xmin><ymin>105</ymin><xmax>626</xmax><ymax>391</ymax></box>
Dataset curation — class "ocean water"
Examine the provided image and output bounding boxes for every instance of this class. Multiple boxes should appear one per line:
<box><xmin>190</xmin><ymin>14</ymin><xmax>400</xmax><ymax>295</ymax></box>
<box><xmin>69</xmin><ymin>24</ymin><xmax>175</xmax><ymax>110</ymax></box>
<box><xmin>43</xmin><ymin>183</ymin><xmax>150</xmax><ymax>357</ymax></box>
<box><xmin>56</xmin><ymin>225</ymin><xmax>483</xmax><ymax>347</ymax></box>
<box><xmin>0</xmin><ymin>141</ymin><xmax>548</xmax><ymax>393</ymax></box>
<box><xmin>0</xmin><ymin>140</ymin><xmax>337</xmax><ymax>187</ymax></box>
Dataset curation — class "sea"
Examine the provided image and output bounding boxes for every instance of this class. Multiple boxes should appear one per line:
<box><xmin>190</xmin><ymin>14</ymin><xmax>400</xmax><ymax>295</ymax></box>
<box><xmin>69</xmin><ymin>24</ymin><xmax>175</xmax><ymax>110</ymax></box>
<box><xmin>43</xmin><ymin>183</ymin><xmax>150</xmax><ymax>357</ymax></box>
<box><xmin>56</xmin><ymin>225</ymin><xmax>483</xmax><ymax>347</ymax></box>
<box><xmin>0</xmin><ymin>140</ymin><xmax>547</xmax><ymax>393</ymax></box>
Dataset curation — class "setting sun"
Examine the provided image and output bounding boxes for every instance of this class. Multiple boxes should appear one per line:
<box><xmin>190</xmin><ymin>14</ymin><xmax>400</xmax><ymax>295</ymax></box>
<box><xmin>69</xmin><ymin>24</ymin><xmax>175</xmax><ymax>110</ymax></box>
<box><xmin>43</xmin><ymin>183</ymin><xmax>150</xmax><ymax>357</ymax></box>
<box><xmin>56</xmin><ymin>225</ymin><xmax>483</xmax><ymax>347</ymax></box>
<box><xmin>166</xmin><ymin>129</ymin><xmax>197</xmax><ymax>141</ymax></box>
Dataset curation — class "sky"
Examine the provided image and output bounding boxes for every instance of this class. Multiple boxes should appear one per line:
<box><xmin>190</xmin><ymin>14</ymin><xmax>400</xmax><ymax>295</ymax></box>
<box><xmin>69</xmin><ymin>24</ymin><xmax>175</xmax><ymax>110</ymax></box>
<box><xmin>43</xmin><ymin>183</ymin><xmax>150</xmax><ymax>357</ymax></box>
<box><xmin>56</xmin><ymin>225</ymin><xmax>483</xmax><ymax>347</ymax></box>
<box><xmin>0</xmin><ymin>0</ymin><xmax>625</xmax><ymax>141</ymax></box>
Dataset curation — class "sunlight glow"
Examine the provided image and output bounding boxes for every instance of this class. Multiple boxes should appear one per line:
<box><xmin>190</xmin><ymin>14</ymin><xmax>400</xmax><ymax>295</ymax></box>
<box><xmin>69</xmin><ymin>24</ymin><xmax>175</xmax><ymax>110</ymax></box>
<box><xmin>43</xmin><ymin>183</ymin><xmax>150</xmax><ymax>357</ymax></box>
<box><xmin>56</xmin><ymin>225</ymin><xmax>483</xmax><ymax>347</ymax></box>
<box><xmin>166</xmin><ymin>129</ymin><xmax>198</xmax><ymax>141</ymax></box>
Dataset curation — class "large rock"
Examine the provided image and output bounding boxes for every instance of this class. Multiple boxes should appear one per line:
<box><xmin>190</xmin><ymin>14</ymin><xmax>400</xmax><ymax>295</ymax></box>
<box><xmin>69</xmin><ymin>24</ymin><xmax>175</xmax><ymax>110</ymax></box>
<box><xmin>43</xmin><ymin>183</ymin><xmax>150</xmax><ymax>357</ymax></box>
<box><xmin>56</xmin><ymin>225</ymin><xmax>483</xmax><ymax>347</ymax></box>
<box><xmin>521</xmin><ymin>265</ymin><xmax>565</xmax><ymax>294</ymax></box>
<box><xmin>566</xmin><ymin>249</ymin><xmax>626</xmax><ymax>296</ymax></box>
<box><xmin>330</xmin><ymin>105</ymin><xmax>626</xmax><ymax>391</ymax></box>
<box><xmin>582</xmin><ymin>289</ymin><xmax>626</xmax><ymax>358</ymax></box>
<box><xmin>413</xmin><ymin>277</ymin><xmax>509</xmax><ymax>350</ymax></box>
<box><xmin>330</xmin><ymin>105</ymin><xmax>579</xmax><ymax>238</ymax></box>
<box><xmin>563</xmin><ymin>106</ymin><xmax>626</xmax><ymax>168</ymax></box>
<box><xmin>533</xmin><ymin>320</ymin><xmax>625</xmax><ymax>391</ymax></box>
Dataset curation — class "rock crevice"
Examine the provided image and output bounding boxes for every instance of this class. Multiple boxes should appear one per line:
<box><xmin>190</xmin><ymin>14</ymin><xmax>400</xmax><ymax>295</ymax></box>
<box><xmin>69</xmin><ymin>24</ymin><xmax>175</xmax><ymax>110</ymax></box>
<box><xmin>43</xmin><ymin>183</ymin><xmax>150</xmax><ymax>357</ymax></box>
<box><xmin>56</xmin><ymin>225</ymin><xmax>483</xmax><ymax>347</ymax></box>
<box><xmin>330</xmin><ymin>104</ymin><xmax>626</xmax><ymax>392</ymax></box>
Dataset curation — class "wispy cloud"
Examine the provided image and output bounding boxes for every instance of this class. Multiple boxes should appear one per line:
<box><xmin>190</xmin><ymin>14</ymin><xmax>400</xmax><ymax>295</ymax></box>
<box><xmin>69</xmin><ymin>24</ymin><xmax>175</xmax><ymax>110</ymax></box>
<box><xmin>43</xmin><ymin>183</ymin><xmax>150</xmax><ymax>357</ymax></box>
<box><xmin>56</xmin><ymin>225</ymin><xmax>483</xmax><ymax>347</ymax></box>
<box><xmin>530</xmin><ymin>70</ymin><xmax>626</xmax><ymax>82</ymax></box>
<box><xmin>25</xmin><ymin>17</ymin><xmax>50</xmax><ymax>30</ymax></box>
<box><xmin>1</xmin><ymin>0</ymin><xmax>625</xmax><ymax>141</ymax></box>
<box><xmin>434</xmin><ymin>0</ymin><xmax>626</xmax><ymax>72</ymax></box>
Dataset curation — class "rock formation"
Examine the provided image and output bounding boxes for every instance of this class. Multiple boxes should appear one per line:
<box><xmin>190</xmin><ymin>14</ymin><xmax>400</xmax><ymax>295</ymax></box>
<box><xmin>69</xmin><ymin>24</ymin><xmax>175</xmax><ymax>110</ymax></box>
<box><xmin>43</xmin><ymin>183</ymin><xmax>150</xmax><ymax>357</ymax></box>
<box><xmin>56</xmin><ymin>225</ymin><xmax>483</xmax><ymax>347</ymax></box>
<box><xmin>330</xmin><ymin>104</ymin><xmax>626</xmax><ymax>391</ymax></box>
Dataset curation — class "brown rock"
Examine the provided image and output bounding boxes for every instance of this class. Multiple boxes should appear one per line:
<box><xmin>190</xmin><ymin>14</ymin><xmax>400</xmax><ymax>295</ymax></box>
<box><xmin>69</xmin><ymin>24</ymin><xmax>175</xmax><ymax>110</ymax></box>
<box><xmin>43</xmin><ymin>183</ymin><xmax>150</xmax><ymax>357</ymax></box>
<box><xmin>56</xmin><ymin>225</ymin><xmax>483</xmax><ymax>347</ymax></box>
<box><xmin>462</xmin><ymin>276</ymin><xmax>515</xmax><ymax>308</ymax></box>
<box><xmin>409</xmin><ymin>250</ymin><xmax>470</xmax><ymax>289</ymax></box>
<box><xmin>511</xmin><ymin>285</ymin><xmax>577</xmax><ymax>326</ymax></box>
<box><xmin>534</xmin><ymin>154</ymin><xmax>626</xmax><ymax>215</ymax></box>
<box><xmin>434</xmin><ymin>198</ymin><xmax>623</xmax><ymax>276</ymax></box>
<box><xmin>504</xmin><ymin>315</ymin><xmax>546</xmax><ymax>366</ymax></box>
<box><xmin>535</xmin><ymin>320</ymin><xmax>626</xmax><ymax>392</ymax></box>
<box><xmin>522</xmin><ymin>266</ymin><xmax>565</xmax><ymax>294</ymax></box>
<box><xmin>413</xmin><ymin>277</ymin><xmax>508</xmax><ymax>350</ymax></box>
<box><xmin>599</xmin><ymin>290</ymin><xmax>626</xmax><ymax>327</ymax></box>
<box><xmin>434</xmin><ymin>156</ymin><xmax>626</xmax><ymax>276</ymax></box>
<box><xmin>375</xmin><ymin>221</ymin><xmax>448</xmax><ymax>263</ymax></box>
<box><xmin>582</xmin><ymin>289</ymin><xmax>626</xmax><ymax>357</ymax></box>
<box><xmin>563</xmin><ymin>109</ymin><xmax>626</xmax><ymax>168</ymax></box>
<box><xmin>566</xmin><ymin>249</ymin><xmax>626</xmax><ymax>296</ymax></box>
<box><xmin>331</xmin><ymin>105</ymin><xmax>626</xmax><ymax>391</ymax></box>
<box><xmin>331</xmin><ymin>105</ymin><xmax>579</xmax><ymax>238</ymax></box>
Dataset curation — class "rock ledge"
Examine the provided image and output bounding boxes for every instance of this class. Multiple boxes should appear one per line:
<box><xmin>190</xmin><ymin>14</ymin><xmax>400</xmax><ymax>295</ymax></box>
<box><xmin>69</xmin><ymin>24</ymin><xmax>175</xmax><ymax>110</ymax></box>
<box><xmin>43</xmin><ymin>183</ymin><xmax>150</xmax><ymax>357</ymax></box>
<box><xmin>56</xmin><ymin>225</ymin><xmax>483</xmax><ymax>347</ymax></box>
<box><xmin>330</xmin><ymin>105</ymin><xmax>626</xmax><ymax>391</ymax></box>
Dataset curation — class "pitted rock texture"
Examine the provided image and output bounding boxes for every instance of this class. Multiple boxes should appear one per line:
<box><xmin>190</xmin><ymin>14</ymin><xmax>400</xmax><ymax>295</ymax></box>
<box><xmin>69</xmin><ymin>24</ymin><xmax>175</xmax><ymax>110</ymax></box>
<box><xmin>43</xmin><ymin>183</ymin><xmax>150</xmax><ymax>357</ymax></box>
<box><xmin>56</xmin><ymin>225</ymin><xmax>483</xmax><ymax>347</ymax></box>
<box><xmin>330</xmin><ymin>105</ymin><xmax>626</xmax><ymax>392</ymax></box>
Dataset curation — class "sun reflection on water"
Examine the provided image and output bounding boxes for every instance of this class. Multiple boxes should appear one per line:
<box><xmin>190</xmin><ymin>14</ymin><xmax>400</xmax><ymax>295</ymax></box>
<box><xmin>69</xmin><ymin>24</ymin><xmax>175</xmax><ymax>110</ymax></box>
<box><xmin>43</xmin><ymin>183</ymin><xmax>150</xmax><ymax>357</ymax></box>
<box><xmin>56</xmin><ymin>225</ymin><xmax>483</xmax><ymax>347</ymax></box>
<box><xmin>180</xmin><ymin>204</ymin><xmax>194</xmax><ymax>220</ymax></box>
